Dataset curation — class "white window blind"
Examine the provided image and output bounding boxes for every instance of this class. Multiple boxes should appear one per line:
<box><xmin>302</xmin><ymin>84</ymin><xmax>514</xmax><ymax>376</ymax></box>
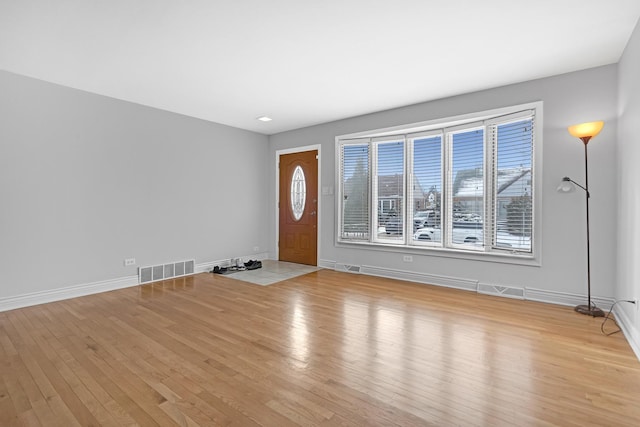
<box><xmin>410</xmin><ymin>135</ymin><xmax>442</xmax><ymax>245</ymax></box>
<box><xmin>340</xmin><ymin>143</ymin><xmax>370</xmax><ymax>240</ymax></box>
<box><xmin>375</xmin><ymin>140</ymin><xmax>405</xmax><ymax>243</ymax></box>
<box><xmin>491</xmin><ymin>117</ymin><xmax>534</xmax><ymax>252</ymax></box>
<box><xmin>447</xmin><ymin>128</ymin><xmax>485</xmax><ymax>249</ymax></box>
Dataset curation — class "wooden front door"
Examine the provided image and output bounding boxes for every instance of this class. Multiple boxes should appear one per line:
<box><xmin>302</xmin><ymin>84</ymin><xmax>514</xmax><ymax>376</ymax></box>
<box><xmin>279</xmin><ymin>150</ymin><xmax>318</xmax><ymax>266</ymax></box>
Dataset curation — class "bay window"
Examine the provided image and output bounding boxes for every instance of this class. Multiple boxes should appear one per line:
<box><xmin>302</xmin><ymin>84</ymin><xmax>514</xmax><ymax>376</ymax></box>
<box><xmin>337</xmin><ymin>104</ymin><xmax>538</xmax><ymax>258</ymax></box>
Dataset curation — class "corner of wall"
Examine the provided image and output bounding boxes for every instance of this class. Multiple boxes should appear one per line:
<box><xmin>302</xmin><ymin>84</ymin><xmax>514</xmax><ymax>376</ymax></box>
<box><xmin>613</xmin><ymin>304</ymin><xmax>640</xmax><ymax>362</ymax></box>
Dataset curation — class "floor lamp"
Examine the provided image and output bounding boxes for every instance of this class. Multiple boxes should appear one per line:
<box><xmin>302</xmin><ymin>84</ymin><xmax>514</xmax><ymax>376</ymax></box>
<box><xmin>558</xmin><ymin>121</ymin><xmax>605</xmax><ymax>317</ymax></box>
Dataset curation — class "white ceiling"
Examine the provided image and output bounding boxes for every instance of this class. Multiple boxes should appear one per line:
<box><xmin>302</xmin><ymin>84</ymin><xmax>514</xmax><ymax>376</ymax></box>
<box><xmin>1</xmin><ymin>1</ymin><xmax>639</xmax><ymax>135</ymax></box>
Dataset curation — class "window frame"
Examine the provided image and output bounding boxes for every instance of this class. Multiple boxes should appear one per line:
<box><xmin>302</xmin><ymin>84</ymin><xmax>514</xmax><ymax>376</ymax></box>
<box><xmin>338</xmin><ymin>139</ymin><xmax>371</xmax><ymax>242</ymax></box>
<box><xmin>335</xmin><ymin>102</ymin><xmax>543</xmax><ymax>265</ymax></box>
<box><xmin>445</xmin><ymin>124</ymin><xmax>486</xmax><ymax>252</ymax></box>
<box><xmin>486</xmin><ymin>111</ymin><xmax>536</xmax><ymax>254</ymax></box>
<box><xmin>407</xmin><ymin>130</ymin><xmax>444</xmax><ymax>249</ymax></box>
<box><xmin>371</xmin><ymin>136</ymin><xmax>407</xmax><ymax>245</ymax></box>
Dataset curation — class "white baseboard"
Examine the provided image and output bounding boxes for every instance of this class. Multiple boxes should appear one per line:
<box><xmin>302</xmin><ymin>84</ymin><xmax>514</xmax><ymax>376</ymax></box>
<box><xmin>313</xmin><ymin>260</ymin><xmax>476</xmax><ymax>291</ymax></box>
<box><xmin>361</xmin><ymin>265</ymin><xmax>478</xmax><ymax>291</ymax></box>
<box><xmin>0</xmin><ymin>275</ymin><xmax>138</xmax><ymax>313</ymax></box>
<box><xmin>525</xmin><ymin>287</ymin><xmax>615</xmax><ymax>310</ymax></box>
<box><xmin>318</xmin><ymin>259</ymin><xmax>337</xmax><ymax>270</ymax></box>
<box><xmin>320</xmin><ymin>261</ymin><xmax>617</xmax><ymax>310</ymax></box>
<box><xmin>613</xmin><ymin>304</ymin><xmax>640</xmax><ymax>362</ymax></box>
<box><xmin>0</xmin><ymin>252</ymin><xmax>272</xmax><ymax>312</ymax></box>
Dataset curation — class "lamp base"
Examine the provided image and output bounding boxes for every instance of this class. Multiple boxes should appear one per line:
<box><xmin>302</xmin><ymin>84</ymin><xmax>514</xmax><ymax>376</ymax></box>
<box><xmin>574</xmin><ymin>304</ymin><xmax>605</xmax><ymax>317</ymax></box>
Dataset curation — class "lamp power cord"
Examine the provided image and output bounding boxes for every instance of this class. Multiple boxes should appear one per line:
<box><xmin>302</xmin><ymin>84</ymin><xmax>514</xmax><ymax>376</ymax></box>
<box><xmin>601</xmin><ymin>299</ymin><xmax>636</xmax><ymax>336</ymax></box>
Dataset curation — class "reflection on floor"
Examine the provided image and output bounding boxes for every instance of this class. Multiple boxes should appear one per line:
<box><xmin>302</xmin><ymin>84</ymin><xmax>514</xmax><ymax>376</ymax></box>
<box><xmin>222</xmin><ymin>260</ymin><xmax>320</xmax><ymax>286</ymax></box>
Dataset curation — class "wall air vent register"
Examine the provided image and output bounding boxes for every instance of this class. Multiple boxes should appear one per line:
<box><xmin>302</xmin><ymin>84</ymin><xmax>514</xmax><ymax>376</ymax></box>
<box><xmin>138</xmin><ymin>259</ymin><xmax>195</xmax><ymax>284</ymax></box>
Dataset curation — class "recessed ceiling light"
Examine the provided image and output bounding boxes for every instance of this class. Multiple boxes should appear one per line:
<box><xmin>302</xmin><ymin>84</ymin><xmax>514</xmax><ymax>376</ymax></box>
<box><xmin>257</xmin><ymin>116</ymin><xmax>272</xmax><ymax>122</ymax></box>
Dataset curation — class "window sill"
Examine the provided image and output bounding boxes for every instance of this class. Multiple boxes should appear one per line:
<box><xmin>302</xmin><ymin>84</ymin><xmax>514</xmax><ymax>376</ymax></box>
<box><xmin>335</xmin><ymin>239</ymin><xmax>540</xmax><ymax>267</ymax></box>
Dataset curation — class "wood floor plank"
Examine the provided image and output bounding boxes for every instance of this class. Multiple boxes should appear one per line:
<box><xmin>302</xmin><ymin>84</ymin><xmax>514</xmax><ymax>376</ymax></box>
<box><xmin>0</xmin><ymin>375</ymin><xmax>21</xmax><ymax>426</ymax></box>
<box><xmin>17</xmin><ymin>409</ymin><xmax>42</xmax><ymax>427</ymax></box>
<box><xmin>65</xmin><ymin>333</ymin><xmax>177</xmax><ymax>426</ymax></box>
<box><xmin>1</xmin><ymin>269</ymin><xmax>640</xmax><ymax>426</ymax></box>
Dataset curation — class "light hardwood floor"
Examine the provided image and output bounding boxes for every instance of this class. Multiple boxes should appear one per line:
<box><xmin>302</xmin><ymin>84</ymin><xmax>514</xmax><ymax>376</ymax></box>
<box><xmin>1</xmin><ymin>270</ymin><xmax>639</xmax><ymax>426</ymax></box>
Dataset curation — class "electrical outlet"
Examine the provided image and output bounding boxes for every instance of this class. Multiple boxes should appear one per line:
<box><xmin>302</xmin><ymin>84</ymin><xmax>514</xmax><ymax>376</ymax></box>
<box><xmin>124</xmin><ymin>258</ymin><xmax>136</xmax><ymax>266</ymax></box>
<box><xmin>253</xmin><ymin>246</ymin><xmax>260</xmax><ymax>252</ymax></box>
<box><xmin>403</xmin><ymin>255</ymin><xmax>413</xmax><ymax>262</ymax></box>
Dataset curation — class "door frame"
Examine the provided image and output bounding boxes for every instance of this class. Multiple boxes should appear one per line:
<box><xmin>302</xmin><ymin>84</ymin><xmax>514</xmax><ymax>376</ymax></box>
<box><xmin>275</xmin><ymin>144</ymin><xmax>321</xmax><ymax>264</ymax></box>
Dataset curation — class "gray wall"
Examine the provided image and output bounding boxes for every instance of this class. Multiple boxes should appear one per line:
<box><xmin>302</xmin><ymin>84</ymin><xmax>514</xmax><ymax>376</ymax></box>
<box><xmin>0</xmin><ymin>70</ymin><xmax>269</xmax><ymax>299</ymax></box>
<box><xmin>617</xmin><ymin>19</ymin><xmax>640</xmax><ymax>340</ymax></box>
<box><xmin>268</xmin><ymin>65</ymin><xmax>619</xmax><ymax>298</ymax></box>
<box><xmin>0</xmin><ymin>60</ymin><xmax>626</xmax><ymax>313</ymax></box>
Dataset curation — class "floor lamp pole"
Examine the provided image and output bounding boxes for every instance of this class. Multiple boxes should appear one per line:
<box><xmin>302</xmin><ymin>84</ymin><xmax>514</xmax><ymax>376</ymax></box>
<box><xmin>574</xmin><ymin>136</ymin><xmax>604</xmax><ymax>317</ymax></box>
<box><xmin>566</xmin><ymin>121</ymin><xmax>605</xmax><ymax>317</ymax></box>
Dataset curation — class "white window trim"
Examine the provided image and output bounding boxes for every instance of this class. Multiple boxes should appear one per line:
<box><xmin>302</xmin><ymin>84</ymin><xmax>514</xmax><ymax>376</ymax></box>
<box><xmin>334</xmin><ymin>101</ymin><xmax>543</xmax><ymax>266</ymax></box>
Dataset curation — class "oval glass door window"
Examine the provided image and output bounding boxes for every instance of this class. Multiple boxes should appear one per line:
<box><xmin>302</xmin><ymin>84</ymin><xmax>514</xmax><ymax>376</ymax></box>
<box><xmin>290</xmin><ymin>165</ymin><xmax>306</xmax><ymax>221</ymax></box>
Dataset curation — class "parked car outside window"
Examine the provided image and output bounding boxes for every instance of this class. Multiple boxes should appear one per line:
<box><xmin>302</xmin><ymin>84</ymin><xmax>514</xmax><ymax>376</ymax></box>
<box><xmin>413</xmin><ymin>227</ymin><xmax>482</xmax><ymax>245</ymax></box>
<box><xmin>385</xmin><ymin>216</ymin><xmax>403</xmax><ymax>235</ymax></box>
<box><xmin>413</xmin><ymin>210</ymin><xmax>440</xmax><ymax>231</ymax></box>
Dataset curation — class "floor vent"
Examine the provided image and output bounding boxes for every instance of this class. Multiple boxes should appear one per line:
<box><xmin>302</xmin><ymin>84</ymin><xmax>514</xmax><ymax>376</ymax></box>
<box><xmin>335</xmin><ymin>264</ymin><xmax>361</xmax><ymax>273</ymax></box>
<box><xmin>139</xmin><ymin>259</ymin><xmax>195</xmax><ymax>284</ymax></box>
<box><xmin>477</xmin><ymin>283</ymin><xmax>524</xmax><ymax>299</ymax></box>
